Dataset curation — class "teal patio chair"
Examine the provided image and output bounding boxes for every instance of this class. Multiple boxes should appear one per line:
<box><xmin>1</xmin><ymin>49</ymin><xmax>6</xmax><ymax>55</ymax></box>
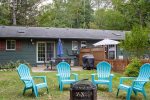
<box><xmin>56</xmin><ymin>62</ymin><xmax>78</xmax><ymax>91</ymax></box>
<box><xmin>91</xmin><ymin>61</ymin><xmax>114</xmax><ymax>92</ymax></box>
<box><xmin>116</xmin><ymin>63</ymin><xmax>150</xmax><ymax>100</ymax></box>
<box><xmin>17</xmin><ymin>64</ymin><xmax>49</xmax><ymax>97</ymax></box>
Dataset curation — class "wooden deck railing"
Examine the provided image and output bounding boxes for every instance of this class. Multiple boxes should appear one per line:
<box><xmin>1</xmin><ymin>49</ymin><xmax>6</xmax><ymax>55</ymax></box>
<box><xmin>79</xmin><ymin>48</ymin><xmax>150</xmax><ymax>72</ymax></box>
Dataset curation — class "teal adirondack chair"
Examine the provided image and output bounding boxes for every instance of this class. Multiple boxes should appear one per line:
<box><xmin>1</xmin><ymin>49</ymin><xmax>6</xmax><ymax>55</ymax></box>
<box><xmin>17</xmin><ymin>64</ymin><xmax>49</xmax><ymax>97</ymax></box>
<box><xmin>91</xmin><ymin>61</ymin><xmax>114</xmax><ymax>92</ymax></box>
<box><xmin>116</xmin><ymin>63</ymin><xmax>150</xmax><ymax>100</ymax></box>
<box><xmin>56</xmin><ymin>62</ymin><xmax>78</xmax><ymax>91</ymax></box>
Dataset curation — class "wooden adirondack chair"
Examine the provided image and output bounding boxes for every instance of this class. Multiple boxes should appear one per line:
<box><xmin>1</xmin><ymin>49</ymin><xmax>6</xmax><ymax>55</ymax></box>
<box><xmin>91</xmin><ymin>61</ymin><xmax>114</xmax><ymax>92</ymax></box>
<box><xmin>56</xmin><ymin>62</ymin><xmax>78</xmax><ymax>91</ymax></box>
<box><xmin>116</xmin><ymin>63</ymin><xmax>150</xmax><ymax>100</ymax></box>
<box><xmin>17</xmin><ymin>64</ymin><xmax>49</xmax><ymax>97</ymax></box>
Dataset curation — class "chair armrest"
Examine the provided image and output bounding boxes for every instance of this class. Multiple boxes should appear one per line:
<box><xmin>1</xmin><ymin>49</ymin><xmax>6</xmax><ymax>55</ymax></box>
<box><xmin>133</xmin><ymin>80</ymin><xmax>149</xmax><ymax>82</ymax></box>
<box><xmin>21</xmin><ymin>77</ymin><xmax>35</xmax><ymax>85</ymax></box>
<box><xmin>56</xmin><ymin>74</ymin><xmax>60</xmax><ymax>77</ymax></box>
<box><xmin>109</xmin><ymin>74</ymin><xmax>114</xmax><ymax>80</ymax></box>
<box><xmin>21</xmin><ymin>77</ymin><xmax>32</xmax><ymax>81</ymax></box>
<box><xmin>91</xmin><ymin>73</ymin><xmax>96</xmax><ymax>82</ymax></box>
<box><xmin>32</xmin><ymin>76</ymin><xmax>47</xmax><ymax>83</ymax></box>
<box><xmin>132</xmin><ymin>79</ymin><xmax>149</xmax><ymax>86</ymax></box>
<box><xmin>72</xmin><ymin>73</ymin><xmax>78</xmax><ymax>81</ymax></box>
<box><xmin>110</xmin><ymin>74</ymin><xmax>114</xmax><ymax>77</ymax></box>
<box><xmin>120</xmin><ymin>77</ymin><xmax>136</xmax><ymax>84</ymax></box>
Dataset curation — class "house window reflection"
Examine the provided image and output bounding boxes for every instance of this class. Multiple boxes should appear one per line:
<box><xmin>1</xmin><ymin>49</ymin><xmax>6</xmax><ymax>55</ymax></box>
<box><xmin>108</xmin><ymin>45</ymin><xmax>116</xmax><ymax>59</ymax></box>
<box><xmin>72</xmin><ymin>41</ymin><xmax>78</xmax><ymax>50</ymax></box>
<box><xmin>81</xmin><ymin>41</ymin><xmax>87</xmax><ymax>48</ymax></box>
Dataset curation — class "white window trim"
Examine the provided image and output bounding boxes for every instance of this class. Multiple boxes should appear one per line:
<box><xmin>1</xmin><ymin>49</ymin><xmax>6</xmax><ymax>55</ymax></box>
<box><xmin>81</xmin><ymin>41</ymin><xmax>87</xmax><ymax>48</ymax></box>
<box><xmin>6</xmin><ymin>40</ymin><xmax>16</xmax><ymax>50</ymax></box>
<box><xmin>108</xmin><ymin>45</ymin><xmax>117</xmax><ymax>59</ymax></box>
<box><xmin>72</xmin><ymin>41</ymin><xmax>78</xmax><ymax>50</ymax></box>
<box><xmin>36</xmin><ymin>41</ymin><xmax>55</xmax><ymax>63</ymax></box>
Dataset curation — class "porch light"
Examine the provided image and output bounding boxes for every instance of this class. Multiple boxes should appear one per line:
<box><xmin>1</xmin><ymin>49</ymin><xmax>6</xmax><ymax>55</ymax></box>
<box><xmin>30</xmin><ymin>39</ymin><xmax>34</xmax><ymax>45</ymax></box>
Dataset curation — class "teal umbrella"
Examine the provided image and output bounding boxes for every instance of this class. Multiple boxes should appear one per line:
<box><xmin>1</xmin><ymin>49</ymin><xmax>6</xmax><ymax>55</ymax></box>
<box><xmin>57</xmin><ymin>38</ymin><xmax>63</xmax><ymax>57</ymax></box>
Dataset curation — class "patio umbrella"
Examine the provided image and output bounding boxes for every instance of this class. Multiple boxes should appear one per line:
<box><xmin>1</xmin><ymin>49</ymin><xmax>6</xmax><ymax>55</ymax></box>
<box><xmin>57</xmin><ymin>38</ymin><xmax>64</xmax><ymax>57</ymax></box>
<box><xmin>93</xmin><ymin>38</ymin><xmax>120</xmax><ymax>46</ymax></box>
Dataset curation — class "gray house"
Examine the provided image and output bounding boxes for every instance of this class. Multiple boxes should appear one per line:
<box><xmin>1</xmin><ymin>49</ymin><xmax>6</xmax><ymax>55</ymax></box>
<box><xmin>0</xmin><ymin>26</ymin><xmax>125</xmax><ymax>66</ymax></box>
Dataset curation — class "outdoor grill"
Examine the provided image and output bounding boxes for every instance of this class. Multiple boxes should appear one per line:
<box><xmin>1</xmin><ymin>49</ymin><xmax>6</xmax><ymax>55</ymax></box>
<box><xmin>70</xmin><ymin>79</ymin><xmax>97</xmax><ymax>100</ymax></box>
<box><xmin>82</xmin><ymin>54</ymin><xmax>94</xmax><ymax>70</ymax></box>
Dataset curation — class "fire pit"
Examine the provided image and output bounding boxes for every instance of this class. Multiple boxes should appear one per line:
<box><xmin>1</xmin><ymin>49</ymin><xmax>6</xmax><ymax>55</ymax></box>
<box><xmin>70</xmin><ymin>79</ymin><xmax>97</xmax><ymax>100</ymax></box>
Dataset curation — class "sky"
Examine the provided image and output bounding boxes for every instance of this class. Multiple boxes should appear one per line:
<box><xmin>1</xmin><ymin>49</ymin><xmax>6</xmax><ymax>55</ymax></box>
<box><xmin>41</xmin><ymin>0</ymin><xmax>52</xmax><ymax>5</ymax></box>
<box><xmin>38</xmin><ymin>0</ymin><xmax>52</xmax><ymax>9</ymax></box>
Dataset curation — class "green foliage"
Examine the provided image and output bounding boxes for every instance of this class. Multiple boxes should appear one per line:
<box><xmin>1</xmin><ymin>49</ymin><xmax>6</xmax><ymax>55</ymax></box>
<box><xmin>0</xmin><ymin>60</ymin><xmax>30</xmax><ymax>71</ymax></box>
<box><xmin>112</xmin><ymin>0</ymin><xmax>150</xmax><ymax>29</ymax></box>
<box><xmin>121</xmin><ymin>26</ymin><xmax>150</xmax><ymax>58</ymax></box>
<box><xmin>94</xmin><ymin>9</ymin><xmax>126</xmax><ymax>30</ymax></box>
<box><xmin>0</xmin><ymin>1</ymin><xmax>11</xmax><ymax>25</ymax></box>
<box><xmin>124</xmin><ymin>57</ymin><xmax>142</xmax><ymax>77</ymax></box>
<box><xmin>15</xmin><ymin>0</ymin><xmax>41</xmax><ymax>25</ymax></box>
<box><xmin>0</xmin><ymin>0</ymin><xmax>40</xmax><ymax>26</ymax></box>
<box><xmin>37</xmin><ymin>0</ymin><xmax>93</xmax><ymax>28</ymax></box>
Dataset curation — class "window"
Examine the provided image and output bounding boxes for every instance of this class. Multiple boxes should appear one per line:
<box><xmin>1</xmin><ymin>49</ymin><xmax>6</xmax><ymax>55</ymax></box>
<box><xmin>81</xmin><ymin>41</ymin><xmax>87</xmax><ymax>48</ymax></box>
<box><xmin>72</xmin><ymin>41</ymin><xmax>78</xmax><ymax>50</ymax></box>
<box><xmin>108</xmin><ymin>45</ymin><xmax>116</xmax><ymax>59</ymax></box>
<box><xmin>37</xmin><ymin>42</ymin><xmax>55</xmax><ymax>63</ymax></box>
<box><xmin>6</xmin><ymin>40</ymin><xmax>16</xmax><ymax>50</ymax></box>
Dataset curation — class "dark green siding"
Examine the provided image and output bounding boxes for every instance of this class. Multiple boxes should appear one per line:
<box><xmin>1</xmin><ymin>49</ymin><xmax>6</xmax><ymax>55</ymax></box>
<box><xmin>0</xmin><ymin>38</ymin><xmax>125</xmax><ymax>67</ymax></box>
<box><xmin>0</xmin><ymin>39</ymin><xmax>36</xmax><ymax>66</ymax></box>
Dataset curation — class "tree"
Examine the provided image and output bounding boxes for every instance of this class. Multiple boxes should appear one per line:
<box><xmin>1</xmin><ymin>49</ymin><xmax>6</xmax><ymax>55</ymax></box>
<box><xmin>67</xmin><ymin>0</ymin><xmax>93</xmax><ymax>28</ymax></box>
<box><xmin>0</xmin><ymin>0</ymin><xmax>11</xmax><ymax>25</ymax></box>
<box><xmin>15</xmin><ymin>0</ymin><xmax>41</xmax><ymax>26</ymax></box>
<box><xmin>121</xmin><ymin>26</ymin><xmax>150</xmax><ymax>58</ymax></box>
<box><xmin>37</xmin><ymin>0</ymin><xmax>93</xmax><ymax>28</ymax></box>
<box><xmin>37</xmin><ymin>0</ymin><xmax>70</xmax><ymax>27</ymax></box>
<box><xmin>94</xmin><ymin>9</ymin><xmax>126</xmax><ymax>30</ymax></box>
<box><xmin>112</xmin><ymin>0</ymin><xmax>150</xmax><ymax>29</ymax></box>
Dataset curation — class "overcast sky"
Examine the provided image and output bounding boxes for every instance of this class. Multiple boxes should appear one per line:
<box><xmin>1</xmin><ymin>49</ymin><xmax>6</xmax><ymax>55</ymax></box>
<box><xmin>42</xmin><ymin>0</ymin><xmax>52</xmax><ymax>4</ymax></box>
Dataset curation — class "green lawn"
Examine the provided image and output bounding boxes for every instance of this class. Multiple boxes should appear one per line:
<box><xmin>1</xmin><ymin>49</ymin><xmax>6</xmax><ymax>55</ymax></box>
<box><xmin>0</xmin><ymin>70</ymin><xmax>149</xmax><ymax>100</ymax></box>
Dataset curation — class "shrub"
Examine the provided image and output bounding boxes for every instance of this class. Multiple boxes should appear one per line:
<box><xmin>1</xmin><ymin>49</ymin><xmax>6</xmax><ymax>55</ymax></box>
<box><xmin>124</xmin><ymin>57</ymin><xmax>142</xmax><ymax>77</ymax></box>
<box><xmin>0</xmin><ymin>60</ymin><xmax>30</xmax><ymax>71</ymax></box>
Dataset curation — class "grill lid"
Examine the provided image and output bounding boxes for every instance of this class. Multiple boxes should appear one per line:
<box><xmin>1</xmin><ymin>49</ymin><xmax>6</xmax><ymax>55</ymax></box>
<box><xmin>71</xmin><ymin>79</ymin><xmax>96</xmax><ymax>90</ymax></box>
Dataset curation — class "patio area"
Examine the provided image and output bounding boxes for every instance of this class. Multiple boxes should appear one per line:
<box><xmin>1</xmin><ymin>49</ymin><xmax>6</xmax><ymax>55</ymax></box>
<box><xmin>32</xmin><ymin>65</ymin><xmax>83</xmax><ymax>72</ymax></box>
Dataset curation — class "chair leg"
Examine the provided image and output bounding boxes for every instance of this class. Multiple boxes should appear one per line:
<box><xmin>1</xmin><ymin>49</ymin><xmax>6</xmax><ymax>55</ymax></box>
<box><xmin>60</xmin><ymin>83</ymin><xmax>63</xmax><ymax>91</ymax></box>
<box><xmin>142</xmin><ymin>89</ymin><xmax>147</xmax><ymax>99</ymax></box>
<box><xmin>59</xmin><ymin>85</ymin><xmax>60</xmax><ymax>89</ymax></box>
<box><xmin>116</xmin><ymin>88</ymin><xmax>120</xmax><ymax>97</ymax></box>
<box><xmin>133</xmin><ymin>89</ymin><xmax>137</xmax><ymax>96</ymax></box>
<box><xmin>109</xmin><ymin>83</ymin><xmax>112</xmax><ymax>92</ymax></box>
<box><xmin>23</xmin><ymin>87</ymin><xmax>26</xmax><ymax>95</ymax></box>
<box><xmin>126</xmin><ymin>88</ymin><xmax>132</xmax><ymax>100</ymax></box>
<box><xmin>46</xmin><ymin>87</ymin><xmax>49</xmax><ymax>94</ymax></box>
<box><xmin>33</xmin><ymin>86</ymin><xmax>38</xmax><ymax>97</ymax></box>
<box><xmin>32</xmin><ymin>88</ymin><xmax>34</xmax><ymax>94</ymax></box>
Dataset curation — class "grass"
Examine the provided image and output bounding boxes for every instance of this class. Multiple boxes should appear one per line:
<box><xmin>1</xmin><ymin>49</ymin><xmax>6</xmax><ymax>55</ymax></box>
<box><xmin>0</xmin><ymin>69</ymin><xmax>150</xmax><ymax>100</ymax></box>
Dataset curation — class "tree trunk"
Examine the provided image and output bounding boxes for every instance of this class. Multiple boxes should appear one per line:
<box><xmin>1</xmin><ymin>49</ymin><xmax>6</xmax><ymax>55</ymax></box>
<box><xmin>12</xmin><ymin>0</ymin><xmax>16</xmax><ymax>25</ymax></box>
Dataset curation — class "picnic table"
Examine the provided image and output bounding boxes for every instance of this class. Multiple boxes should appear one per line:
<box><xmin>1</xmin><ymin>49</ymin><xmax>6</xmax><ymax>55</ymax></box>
<box><xmin>46</xmin><ymin>57</ymin><xmax>71</xmax><ymax>70</ymax></box>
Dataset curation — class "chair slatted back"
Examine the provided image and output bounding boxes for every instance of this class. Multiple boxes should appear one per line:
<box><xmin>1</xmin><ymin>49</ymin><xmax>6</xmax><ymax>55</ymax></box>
<box><xmin>57</xmin><ymin>62</ymin><xmax>71</xmax><ymax>80</ymax></box>
<box><xmin>97</xmin><ymin>61</ymin><xmax>111</xmax><ymax>80</ymax></box>
<box><xmin>134</xmin><ymin>63</ymin><xmax>150</xmax><ymax>88</ymax></box>
<box><xmin>17</xmin><ymin>64</ymin><xmax>31</xmax><ymax>79</ymax></box>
